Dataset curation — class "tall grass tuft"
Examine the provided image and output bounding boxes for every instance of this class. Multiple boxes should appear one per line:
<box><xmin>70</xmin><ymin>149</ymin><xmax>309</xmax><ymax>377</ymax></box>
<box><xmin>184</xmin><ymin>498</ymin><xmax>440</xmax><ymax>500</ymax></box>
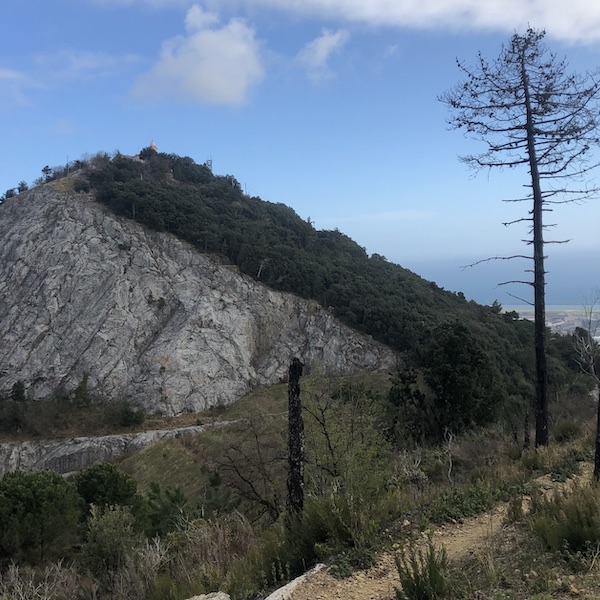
<box><xmin>395</xmin><ymin>537</ymin><xmax>450</xmax><ymax>600</ymax></box>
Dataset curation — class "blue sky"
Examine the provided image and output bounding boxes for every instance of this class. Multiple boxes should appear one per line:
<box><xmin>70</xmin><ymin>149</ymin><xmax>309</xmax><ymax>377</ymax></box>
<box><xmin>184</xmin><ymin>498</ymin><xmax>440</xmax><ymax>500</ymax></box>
<box><xmin>2</xmin><ymin>0</ymin><xmax>599</xmax><ymax>306</ymax></box>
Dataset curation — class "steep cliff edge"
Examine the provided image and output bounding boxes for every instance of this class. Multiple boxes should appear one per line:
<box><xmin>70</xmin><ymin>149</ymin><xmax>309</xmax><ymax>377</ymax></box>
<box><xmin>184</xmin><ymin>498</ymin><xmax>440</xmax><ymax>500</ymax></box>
<box><xmin>0</xmin><ymin>185</ymin><xmax>396</xmax><ymax>414</ymax></box>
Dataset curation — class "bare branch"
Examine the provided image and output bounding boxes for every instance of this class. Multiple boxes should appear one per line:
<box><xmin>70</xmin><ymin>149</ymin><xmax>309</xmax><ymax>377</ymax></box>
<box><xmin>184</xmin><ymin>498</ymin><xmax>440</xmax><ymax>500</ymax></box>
<box><xmin>461</xmin><ymin>254</ymin><xmax>531</xmax><ymax>270</ymax></box>
<box><xmin>497</xmin><ymin>280</ymin><xmax>534</xmax><ymax>286</ymax></box>
<box><xmin>505</xmin><ymin>292</ymin><xmax>534</xmax><ymax>306</ymax></box>
<box><xmin>503</xmin><ymin>217</ymin><xmax>531</xmax><ymax>226</ymax></box>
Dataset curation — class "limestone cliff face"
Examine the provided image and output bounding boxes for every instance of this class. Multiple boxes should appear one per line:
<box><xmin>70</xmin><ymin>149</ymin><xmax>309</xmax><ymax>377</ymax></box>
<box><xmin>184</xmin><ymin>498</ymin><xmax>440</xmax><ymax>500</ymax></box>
<box><xmin>0</xmin><ymin>184</ymin><xmax>396</xmax><ymax>414</ymax></box>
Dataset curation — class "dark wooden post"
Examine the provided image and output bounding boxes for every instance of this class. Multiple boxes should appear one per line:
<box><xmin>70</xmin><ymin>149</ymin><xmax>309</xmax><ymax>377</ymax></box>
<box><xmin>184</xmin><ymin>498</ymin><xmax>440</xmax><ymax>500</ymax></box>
<box><xmin>287</xmin><ymin>358</ymin><xmax>304</xmax><ymax>514</ymax></box>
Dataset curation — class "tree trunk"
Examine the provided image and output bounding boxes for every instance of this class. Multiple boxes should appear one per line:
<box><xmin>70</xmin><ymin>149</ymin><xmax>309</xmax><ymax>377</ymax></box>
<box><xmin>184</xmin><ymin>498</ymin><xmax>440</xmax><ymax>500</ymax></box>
<box><xmin>522</xmin><ymin>56</ymin><xmax>549</xmax><ymax>447</ymax></box>
<box><xmin>523</xmin><ymin>411</ymin><xmax>531</xmax><ymax>451</ymax></box>
<box><xmin>287</xmin><ymin>358</ymin><xmax>304</xmax><ymax>514</ymax></box>
<box><xmin>594</xmin><ymin>386</ymin><xmax>600</xmax><ymax>481</ymax></box>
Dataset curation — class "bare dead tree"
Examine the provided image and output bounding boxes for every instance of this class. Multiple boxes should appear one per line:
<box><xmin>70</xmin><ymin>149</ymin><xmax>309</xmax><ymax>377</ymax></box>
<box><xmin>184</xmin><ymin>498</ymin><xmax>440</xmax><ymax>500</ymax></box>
<box><xmin>573</xmin><ymin>293</ymin><xmax>600</xmax><ymax>479</ymax></box>
<box><xmin>217</xmin><ymin>417</ymin><xmax>285</xmax><ymax>522</ymax></box>
<box><xmin>440</xmin><ymin>28</ymin><xmax>600</xmax><ymax>446</ymax></box>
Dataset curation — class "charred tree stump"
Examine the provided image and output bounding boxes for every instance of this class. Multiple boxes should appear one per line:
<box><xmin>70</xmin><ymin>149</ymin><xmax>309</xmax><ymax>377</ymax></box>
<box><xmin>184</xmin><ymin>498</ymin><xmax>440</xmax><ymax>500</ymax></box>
<box><xmin>287</xmin><ymin>357</ymin><xmax>304</xmax><ymax>515</ymax></box>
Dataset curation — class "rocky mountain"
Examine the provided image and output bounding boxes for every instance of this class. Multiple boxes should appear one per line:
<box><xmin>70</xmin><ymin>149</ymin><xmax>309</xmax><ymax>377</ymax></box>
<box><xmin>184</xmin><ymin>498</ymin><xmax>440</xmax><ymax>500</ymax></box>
<box><xmin>0</xmin><ymin>183</ymin><xmax>396</xmax><ymax>415</ymax></box>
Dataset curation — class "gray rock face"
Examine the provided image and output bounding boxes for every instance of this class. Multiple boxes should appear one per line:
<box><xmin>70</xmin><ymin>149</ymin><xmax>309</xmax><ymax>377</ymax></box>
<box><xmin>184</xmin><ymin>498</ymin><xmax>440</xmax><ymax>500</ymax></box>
<box><xmin>0</xmin><ymin>185</ymin><xmax>396</xmax><ymax>415</ymax></box>
<box><xmin>0</xmin><ymin>424</ymin><xmax>224</xmax><ymax>478</ymax></box>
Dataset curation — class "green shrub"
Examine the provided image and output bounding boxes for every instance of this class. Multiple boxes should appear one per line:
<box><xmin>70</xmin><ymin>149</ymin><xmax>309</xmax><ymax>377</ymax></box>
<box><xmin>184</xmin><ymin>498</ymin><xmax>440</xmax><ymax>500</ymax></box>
<box><xmin>553</xmin><ymin>418</ymin><xmax>582</xmax><ymax>443</ymax></box>
<box><xmin>519</xmin><ymin>449</ymin><xmax>549</xmax><ymax>473</ymax></box>
<box><xmin>145</xmin><ymin>482</ymin><xmax>193</xmax><ymax>537</ymax></box>
<box><xmin>109</xmin><ymin>399</ymin><xmax>145</xmax><ymax>427</ymax></box>
<box><xmin>166</xmin><ymin>512</ymin><xmax>258</xmax><ymax>593</ymax></box>
<box><xmin>330</xmin><ymin>547</ymin><xmax>375</xmax><ymax>579</ymax></box>
<box><xmin>73</xmin><ymin>178</ymin><xmax>91</xmax><ymax>192</ymax></box>
<box><xmin>395</xmin><ymin>537</ymin><xmax>450</xmax><ymax>600</ymax></box>
<box><xmin>530</xmin><ymin>484</ymin><xmax>600</xmax><ymax>555</ymax></box>
<box><xmin>547</xmin><ymin>448</ymin><xmax>587</xmax><ymax>482</ymax></box>
<box><xmin>423</xmin><ymin>481</ymin><xmax>502</xmax><ymax>524</ymax></box>
<box><xmin>75</xmin><ymin>462</ymin><xmax>139</xmax><ymax>513</ymax></box>
<box><xmin>81</xmin><ymin>505</ymin><xmax>142</xmax><ymax>579</ymax></box>
<box><xmin>0</xmin><ymin>471</ymin><xmax>82</xmax><ymax>565</ymax></box>
<box><xmin>283</xmin><ymin>497</ymin><xmax>354</xmax><ymax>570</ymax></box>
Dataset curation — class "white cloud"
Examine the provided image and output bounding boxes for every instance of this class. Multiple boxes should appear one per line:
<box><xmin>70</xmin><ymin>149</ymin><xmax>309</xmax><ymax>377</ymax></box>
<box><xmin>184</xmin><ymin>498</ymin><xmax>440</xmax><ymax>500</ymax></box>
<box><xmin>213</xmin><ymin>0</ymin><xmax>600</xmax><ymax>45</ymax></box>
<box><xmin>297</xmin><ymin>28</ymin><xmax>350</xmax><ymax>81</ymax></box>
<box><xmin>184</xmin><ymin>3</ymin><xmax>218</xmax><ymax>29</ymax></box>
<box><xmin>87</xmin><ymin>0</ymin><xmax>600</xmax><ymax>44</ymax></box>
<box><xmin>131</xmin><ymin>4</ymin><xmax>265</xmax><ymax>105</ymax></box>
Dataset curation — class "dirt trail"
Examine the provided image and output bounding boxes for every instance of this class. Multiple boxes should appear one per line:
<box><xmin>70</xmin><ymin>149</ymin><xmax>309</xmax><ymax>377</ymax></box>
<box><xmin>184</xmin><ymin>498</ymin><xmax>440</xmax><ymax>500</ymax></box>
<box><xmin>285</xmin><ymin>465</ymin><xmax>592</xmax><ymax>600</ymax></box>
<box><xmin>286</xmin><ymin>505</ymin><xmax>509</xmax><ymax>600</ymax></box>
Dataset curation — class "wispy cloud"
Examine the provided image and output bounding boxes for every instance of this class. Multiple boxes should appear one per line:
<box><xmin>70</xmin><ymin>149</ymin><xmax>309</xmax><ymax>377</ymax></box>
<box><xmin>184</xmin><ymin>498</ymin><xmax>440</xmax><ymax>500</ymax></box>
<box><xmin>0</xmin><ymin>48</ymin><xmax>139</xmax><ymax>110</ymax></box>
<box><xmin>90</xmin><ymin>0</ymin><xmax>191</xmax><ymax>7</ymax></box>
<box><xmin>34</xmin><ymin>50</ymin><xmax>139</xmax><ymax>81</ymax></box>
<box><xmin>296</xmin><ymin>29</ymin><xmax>350</xmax><ymax>82</ymax></box>
<box><xmin>131</xmin><ymin>4</ymin><xmax>265</xmax><ymax>105</ymax></box>
<box><xmin>0</xmin><ymin>67</ymin><xmax>42</xmax><ymax>108</ymax></box>
<box><xmin>48</xmin><ymin>118</ymin><xmax>80</xmax><ymax>135</ymax></box>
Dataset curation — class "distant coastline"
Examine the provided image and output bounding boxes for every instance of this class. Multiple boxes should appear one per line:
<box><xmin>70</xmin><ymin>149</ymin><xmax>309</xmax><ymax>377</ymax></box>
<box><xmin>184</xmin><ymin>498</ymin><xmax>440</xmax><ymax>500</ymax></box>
<box><xmin>503</xmin><ymin>305</ymin><xmax>592</xmax><ymax>336</ymax></box>
<box><xmin>504</xmin><ymin>305</ymin><xmax>582</xmax><ymax>313</ymax></box>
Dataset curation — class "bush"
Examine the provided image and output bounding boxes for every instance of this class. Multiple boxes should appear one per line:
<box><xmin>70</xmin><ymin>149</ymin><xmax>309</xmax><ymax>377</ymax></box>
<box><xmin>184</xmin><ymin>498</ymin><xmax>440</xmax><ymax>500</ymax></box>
<box><xmin>145</xmin><ymin>482</ymin><xmax>193</xmax><ymax>537</ymax></box>
<box><xmin>75</xmin><ymin>462</ymin><xmax>139</xmax><ymax>514</ymax></box>
<box><xmin>423</xmin><ymin>480</ymin><xmax>507</xmax><ymax>524</ymax></box>
<box><xmin>118</xmin><ymin>400</ymin><xmax>145</xmax><ymax>427</ymax></box>
<box><xmin>166</xmin><ymin>512</ymin><xmax>258</xmax><ymax>593</ymax></box>
<box><xmin>0</xmin><ymin>562</ymin><xmax>81</xmax><ymax>600</ymax></box>
<box><xmin>81</xmin><ymin>505</ymin><xmax>142</xmax><ymax>579</ymax></box>
<box><xmin>73</xmin><ymin>178</ymin><xmax>90</xmax><ymax>193</ymax></box>
<box><xmin>553</xmin><ymin>418</ymin><xmax>582</xmax><ymax>443</ymax></box>
<box><xmin>395</xmin><ymin>537</ymin><xmax>450</xmax><ymax>600</ymax></box>
<box><xmin>530</xmin><ymin>484</ymin><xmax>600</xmax><ymax>555</ymax></box>
<box><xmin>0</xmin><ymin>471</ymin><xmax>82</xmax><ymax>565</ymax></box>
<box><xmin>82</xmin><ymin>506</ymin><xmax>170</xmax><ymax>600</ymax></box>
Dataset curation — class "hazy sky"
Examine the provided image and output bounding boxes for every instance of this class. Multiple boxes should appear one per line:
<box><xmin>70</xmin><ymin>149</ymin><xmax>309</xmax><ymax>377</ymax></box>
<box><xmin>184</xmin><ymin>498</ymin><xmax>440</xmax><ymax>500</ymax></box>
<box><xmin>2</xmin><ymin>0</ymin><xmax>599</xmax><ymax>305</ymax></box>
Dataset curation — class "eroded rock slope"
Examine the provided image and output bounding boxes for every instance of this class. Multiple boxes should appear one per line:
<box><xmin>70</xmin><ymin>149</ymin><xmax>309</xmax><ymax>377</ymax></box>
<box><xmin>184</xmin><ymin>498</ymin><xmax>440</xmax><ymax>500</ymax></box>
<box><xmin>0</xmin><ymin>184</ymin><xmax>396</xmax><ymax>414</ymax></box>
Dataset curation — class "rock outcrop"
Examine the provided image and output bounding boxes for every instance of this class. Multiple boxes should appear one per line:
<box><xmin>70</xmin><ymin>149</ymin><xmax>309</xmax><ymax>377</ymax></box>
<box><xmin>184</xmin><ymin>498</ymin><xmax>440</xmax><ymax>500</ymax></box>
<box><xmin>0</xmin><ymin>185</ymin><xmax>396</xmax><ymax>414</ymax></box>
<box><xmin>0</xmin><ymin>424</ymin><xmax>228</xmax><ymax>478</ymax></box>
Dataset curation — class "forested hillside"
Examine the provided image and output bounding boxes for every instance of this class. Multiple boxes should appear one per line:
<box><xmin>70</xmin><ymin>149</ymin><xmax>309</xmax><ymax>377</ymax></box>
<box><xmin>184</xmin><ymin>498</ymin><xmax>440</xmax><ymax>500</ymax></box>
<box><xmin>36</xmin><ymin>146</ymin><xmax>575</xmax><ymax>435</ymax></box>
<box><xmin>84</xmin><ymin>147</ymin><xmax>456</xmax><ymax>351</ymax></box>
